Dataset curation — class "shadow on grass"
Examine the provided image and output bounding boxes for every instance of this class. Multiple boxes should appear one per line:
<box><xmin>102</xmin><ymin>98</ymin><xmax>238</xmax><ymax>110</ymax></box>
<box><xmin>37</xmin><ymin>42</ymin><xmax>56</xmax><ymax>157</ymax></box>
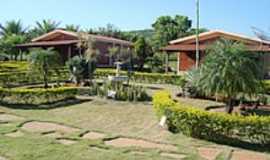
<box><xmin>0</xmin><ymin>98</ymin><xmax>92</xmax><ymax>110</ymax></box>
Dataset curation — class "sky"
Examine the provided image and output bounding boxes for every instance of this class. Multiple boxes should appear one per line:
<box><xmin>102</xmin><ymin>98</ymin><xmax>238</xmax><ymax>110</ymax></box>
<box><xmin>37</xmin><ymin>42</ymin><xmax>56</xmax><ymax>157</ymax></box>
<box><xmin>0</xmin><ymin>0</ymin><xmax>269</xmax><ymax>37</ymax></box>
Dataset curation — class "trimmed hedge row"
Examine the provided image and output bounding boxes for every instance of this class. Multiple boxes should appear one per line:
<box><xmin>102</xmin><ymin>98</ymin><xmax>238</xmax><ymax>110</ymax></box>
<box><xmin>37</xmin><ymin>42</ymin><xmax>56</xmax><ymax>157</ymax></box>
<box><xmin>153</xmin><ymin>91</ymin><xmax>270</xmax><ymax>145</ymax></box>
<box><xmin>0</xmin><ymin>87</ymin><xmax>77</xmax><ymax>105</ymax></box>
<box><xmin>95</xmin><ymin>69</ymin><xmax>184</xmax><ymax>85</ymax></box>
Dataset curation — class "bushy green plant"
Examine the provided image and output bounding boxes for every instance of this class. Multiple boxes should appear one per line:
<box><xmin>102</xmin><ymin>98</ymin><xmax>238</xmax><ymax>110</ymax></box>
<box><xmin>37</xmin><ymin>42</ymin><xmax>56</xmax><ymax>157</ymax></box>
<box><xmin>0</xmin><ymin>87</ymin><xmax>77</xmax><ymax>105</ymax></box>
<box><xmin>153</xmin><ymin>91</ymin><xmax>270</xmax><ymax>146</ymax></box>
<box><xmin>89</xmin><ymin>82</ymin><xmax>150</xmax><ymax>102</ymax></box>
<box><xmin>197</xmin><ymin>39</ymin><xmax>264</xmax><ymax>113</ymax></box>
<box><xmin>28</xmin><ymin>48</ymin><xmax>61</xmax><ymax>88</ymax></box>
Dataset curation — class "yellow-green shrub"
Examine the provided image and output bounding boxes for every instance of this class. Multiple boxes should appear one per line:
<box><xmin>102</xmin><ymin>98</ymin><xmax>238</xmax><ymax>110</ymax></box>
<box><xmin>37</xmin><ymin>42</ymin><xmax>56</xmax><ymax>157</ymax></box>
<box><xmin>153</xmin><ymin>91</ymin><xmax>270</xmax><ymax>145</ymax></box>
<box><xmin>0</xmin><ymin>87</ymin><xmax>77</xmax><ymax>105</ymax></box>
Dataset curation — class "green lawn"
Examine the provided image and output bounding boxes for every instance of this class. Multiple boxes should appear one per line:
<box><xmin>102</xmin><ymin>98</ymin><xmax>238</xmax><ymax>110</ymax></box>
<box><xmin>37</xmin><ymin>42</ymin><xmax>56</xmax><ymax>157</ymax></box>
<box><xmin>0</xmin><ymin>94</ymin><xmax>270</xmax><ymax>160</ymax></box>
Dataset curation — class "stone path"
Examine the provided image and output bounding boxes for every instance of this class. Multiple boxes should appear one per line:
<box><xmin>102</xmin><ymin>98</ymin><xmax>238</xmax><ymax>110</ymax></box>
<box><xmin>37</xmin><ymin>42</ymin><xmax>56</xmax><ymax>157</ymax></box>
<box><xmin>21</xmin><ymin>121</ymin><xmax>80</xmax><ymax>134</ymax></box>
<box><xmin>57</xmin><ymin>138</ymin><xmax>77</xmax><ymax>145</ymax></box>
<box><xmin>82</xmin><ymin>131</ymin><xmax>106</xmax><ymax>140</ymax></box>
<box><xmin>105</xmin><ymin>137</ymin><xmax>178</xmax><ymax>152</ymax></box>
<box><xmin>42</xmin><ymin>132</ymin><xmax>64</xmax><ymax>138</ymax></box>
<box><xmin>5</xmin><ymin>130</ymin><xmax>24</xmax><ymax>138</ymax></box>
<box><xmin>231</xmin><ymin>150</ymin><xmax>269</xmax><ymax>160</ymax></box>
<box><xmin>0</xmin><ymin>156</ymin><xmax>7</xmax><ymax>160</ymax></box>
<box><xmin>160</xmin><ymin>152</ymin><xmax>187</xmax><ymax>159</ymax></box>
<box><xmin>198</xmin><ymin>147</ymin><xmax>222</xmax><ymax>160</ymax></box>
<box><xmin>0</xmin><ymin>113</ymin><xmax>24</xmax><ymax>122</ymax></box>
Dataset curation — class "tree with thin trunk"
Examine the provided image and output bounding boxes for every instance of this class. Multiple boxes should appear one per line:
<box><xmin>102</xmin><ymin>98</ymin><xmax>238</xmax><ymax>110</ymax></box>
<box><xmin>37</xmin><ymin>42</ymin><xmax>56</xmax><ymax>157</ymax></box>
<box><xmin>28</xmin><ymin>48</ymin><xmax>60</xmax><ymax>88</ymax></box>
<box><xmin>196</xmin><ymin>39</ymin><xmax>264</xmax><ymax>113</ymax></box>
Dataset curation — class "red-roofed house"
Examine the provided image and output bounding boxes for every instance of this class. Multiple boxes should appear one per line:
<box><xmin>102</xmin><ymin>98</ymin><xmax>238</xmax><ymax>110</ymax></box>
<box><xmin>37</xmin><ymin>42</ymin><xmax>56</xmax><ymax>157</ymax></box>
<box><xmin>17</xmin><ymin>29</ymin><xmax>133</xmax><ymax>66</ymax></box>
<box><xmin>162</xmin><ymin>30</ymin><xmax>270</xmax><ymax>75</ymax></box>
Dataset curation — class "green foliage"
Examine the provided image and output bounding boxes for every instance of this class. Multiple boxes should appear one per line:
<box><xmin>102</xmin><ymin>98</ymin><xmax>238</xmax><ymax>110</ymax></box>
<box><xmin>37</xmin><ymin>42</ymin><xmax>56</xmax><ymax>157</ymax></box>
<box><xmin>95</xmin><ymin>69</ymin><xmax>185</xmax><ymax>85</ymax></box>
<box><xmin>0</xmin><ymin>20</ymin><xmax>27</xmax><ymax>37</ymax></box>
<box><xmin>0</xmin><ymin>34</ymin><xmax>27</xmax><ymax>60</ymax></box>
<box><xmin>29</xmin><ymin>19</ymin><xmax>61</xmax><ymax>38</ymax></box>
<box><xmin>65</xmin><ymin>24</ymin><xmax>80</xmax><ymax>32</ymax></box>
<box><xmin>0</xmin><ymin>87</ymin><xmax>77</xmax><ymax>105</ymax></box>
<box><xmin>197</xmin><ymin>39</ymin><xmax>264</xmax><ymax>113</ymax></box>
<box><xmin>152</xmin><ymin>15</ymin><xmax>192</xmax><ymax>48</ymax></box>
<box><xmin>153</xmin><ymin>91</ymin><xmax>270</xmax><ymax>146</ymax></box>
<box><xmin>28</xmin><ymin>48</ymin><xmax>61</xmax><ymax>88</ymax></box>
<box><xmin>134</xmin><ymin>36</ymin><xmax>153</xmax><ymax>70</ymax></box>
<box><xmin>89</xmin><ymin>82</ymin><xmax>150</xmax><ymax>102</ymax></box>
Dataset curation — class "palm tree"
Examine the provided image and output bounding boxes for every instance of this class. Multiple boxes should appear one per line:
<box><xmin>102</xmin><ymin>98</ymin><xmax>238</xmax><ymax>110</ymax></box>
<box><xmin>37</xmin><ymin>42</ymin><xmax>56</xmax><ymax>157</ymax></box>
<box><xmin>32</xmin><ymin>19</ymin><xmax>61</xmax><ymax>36</ymax></box>
<box><xmin>0</xmin><ymin>20</ymin><xmax>27</xmax><ymax>37</ymax></box>
<box><xmin>65</xmin><ymin>24</ymin><xmax>80</xmax><ymax>32</ymax></box>
<box><xmin>197</xmin><ymin>39</ymin><xmax>264</xmax><ymax>113</ymax></box>
<box><xmin>28</xmin><ymin>48</ymin><xmax>60</xmax><ymax>88</ymax></box>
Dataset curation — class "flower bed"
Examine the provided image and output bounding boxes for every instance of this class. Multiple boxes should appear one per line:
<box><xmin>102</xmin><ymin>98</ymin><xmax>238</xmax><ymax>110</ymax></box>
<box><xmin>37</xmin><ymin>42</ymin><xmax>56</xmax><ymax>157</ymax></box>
<box><xmin>153</xmin><ymin>91</ymin><xmax>270</xmax><ymax>146</ymax></box>
<box><xmin>0</xmin><ymin>87</ymin><xmax>77</xmax><ymax>105</ymax></box>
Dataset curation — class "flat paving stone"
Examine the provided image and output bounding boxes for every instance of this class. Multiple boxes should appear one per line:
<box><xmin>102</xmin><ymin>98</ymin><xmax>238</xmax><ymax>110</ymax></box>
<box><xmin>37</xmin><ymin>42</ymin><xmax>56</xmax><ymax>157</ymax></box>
<box><xmin>105</xmin><ymin>138</ymin><xmax>178</xmax><ymax>152</ymax></box>
<box><xmin>198</xmin><ymin>147</ymin><xmax>222</xmax><ymax>160</ymax></box>
<box><xmin>0</xmin><ymin>156</ymin><xmax>7</xmax><ymax>160</ymax></box>
<box><xmin>57</xmin><ymin>139</ymin><xmax>77</xmax><ymax>145</ymax></box>
<box><xmin>5</xmin><ymin>131</ymin><xmax>24</xmax><ymax>138</ymax></box>
<box><xmin>161</xmin><ymin>152</ymin><xmax>187</xmax><ymax>159</ymax></box>
<box><xmin>231</xmin><ymin>150</ymin><xmax>269</xmax><ymax>160</ymax></box>
<box><xmin>21</xmin><ymin>121</ymin><xmax>79</xmax><ymax>134</ymax></box>
<box><xmin>43</xmin><ymin>132</ymin><xmax>64</xmax><ymax>138</ymax></box>
<box><xmin>0</xmin><ymin>114</ymin><xmax>23</xmax><ymax>122</ymax></box>
<box><xmin>82</xmin><ymin>132</ymin><xmax>106</xmax><ymax>140</ymax></box>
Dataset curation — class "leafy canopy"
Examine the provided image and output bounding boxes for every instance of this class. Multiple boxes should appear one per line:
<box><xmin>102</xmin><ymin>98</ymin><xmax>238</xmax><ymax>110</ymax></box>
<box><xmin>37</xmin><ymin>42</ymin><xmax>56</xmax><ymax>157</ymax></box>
<box><xmin>197</xmin><ymin>39</ymin><xmax>264</xmax><ymax>100</ymax></box>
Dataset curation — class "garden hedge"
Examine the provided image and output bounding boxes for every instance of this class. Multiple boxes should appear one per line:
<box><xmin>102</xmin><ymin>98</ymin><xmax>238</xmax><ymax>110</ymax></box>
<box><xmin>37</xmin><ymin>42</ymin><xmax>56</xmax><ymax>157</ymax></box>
<box><xmin>153</xmin><ymin>91</ymin><xmax>270</xmax><ymax>145</ymax></box>
<box><xmin>95</xmin><ymin>69</ymin><xmax>185</xmax><ymax>85</ymax></box>
<box><xmin>0</xmin><ymin>87</ymin><xmax>77</xmax><ymax>105</ymax></box>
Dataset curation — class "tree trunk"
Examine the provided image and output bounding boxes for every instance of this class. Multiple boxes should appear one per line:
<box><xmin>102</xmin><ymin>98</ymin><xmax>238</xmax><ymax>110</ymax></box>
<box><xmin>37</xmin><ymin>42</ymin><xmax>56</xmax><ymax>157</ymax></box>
<box><xmin>43</xmin><ymin>65</ymin><xmax>49</xmax><ymax>89</ymax></box>
<box><xmin>226</xmin><ymin>98</ymin><xmax>234</xmax><ymax>114</ymax></box>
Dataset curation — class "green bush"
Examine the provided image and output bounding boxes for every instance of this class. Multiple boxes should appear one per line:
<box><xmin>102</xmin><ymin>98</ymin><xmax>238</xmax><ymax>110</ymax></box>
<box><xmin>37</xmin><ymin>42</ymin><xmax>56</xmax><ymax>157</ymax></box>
<box><xmin>0</xmin><ymin>87</ymin><xmax>77</xmax><ymax>105</ymax></box>
<box><xmin>153</xmin><ymin>91</ymin><xmax>270</xmax><ymax>145</ymax></box>
<box><xmin>89</xmin><ymin>82</ymin><xmax>151</xmax><ymax>102</ymax></box>
<box><xmin>95</xmin><ymin>69</ymin><xmax>184</xmax><ymax>85</ymax></box>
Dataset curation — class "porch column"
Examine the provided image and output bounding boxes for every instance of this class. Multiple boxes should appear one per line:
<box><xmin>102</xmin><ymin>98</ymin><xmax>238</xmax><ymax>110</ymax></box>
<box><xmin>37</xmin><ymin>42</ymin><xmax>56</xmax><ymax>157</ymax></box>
<box><xmin>68</xmin><ymin>46</ymin><xmax>72</xmax><ymax>60</ymax></box>
<box><xmin>165</xmin><ymin>52</ymin><xmax>169</xmax><ymax>73</ymax></box>
<box><xmin>177</xmin><ymin>52</ymin><xmax>180</xmax><ymax>75</ymax></box>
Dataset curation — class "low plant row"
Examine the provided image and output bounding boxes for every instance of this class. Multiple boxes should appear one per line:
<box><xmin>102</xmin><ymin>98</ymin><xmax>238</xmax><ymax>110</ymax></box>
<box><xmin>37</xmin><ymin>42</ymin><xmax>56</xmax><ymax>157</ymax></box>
<box><xmin>95</xmin><ymin>69</ymin><xmax>185</xmax><ymax>85</ymax></box>
<box><xmin>0</xmin><ymin>87</ymin><xmax>77</xmax><ymax>105</ymax></box>
<box><xmin>89</xmin><ymin>82</ymin><xmax>151</xmax><ymax>102</ymax></box>
<box><xmin>153</xmin><ymin>91</ymin><xmax>270</xmax><ymax>146</ymax></box>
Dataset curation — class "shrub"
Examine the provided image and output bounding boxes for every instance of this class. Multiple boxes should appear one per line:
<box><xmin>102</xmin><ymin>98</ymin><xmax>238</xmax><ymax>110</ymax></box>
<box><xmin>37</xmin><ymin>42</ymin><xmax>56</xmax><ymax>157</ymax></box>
<box><xmin>153</xmin><ymin>91</ymin><xmax>270</xmax><ymax>145</ymax></box>
<box><xmin>89</xmin><ymin>82</ymin><xmax>151</xmax><ymax>102</ymax></box>
<box><xmin>0</xmin><ymin>87</ymin><xmax>77</xmax><ymax>105</ymax></box>
<box><xmin>95</xmin><ymin>69</ymin><xmax>184</xmax><ymax>85</ymax></box>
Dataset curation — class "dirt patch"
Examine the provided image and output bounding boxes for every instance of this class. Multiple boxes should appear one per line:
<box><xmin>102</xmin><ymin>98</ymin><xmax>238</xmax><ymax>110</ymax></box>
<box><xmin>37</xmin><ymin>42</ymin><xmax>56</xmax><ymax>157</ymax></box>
<box><xmin>5</xmin><ymin>131</ymin><xmax>24</xmax><ymax>138</ymax></box>
<box><xmin>105</xmin><ymin>138</ymin><xmax>177</xmax><ymax>152</ymax></box>
<box><xmin>198</xmin><ymin>147</ymin><xmax>222</xmax><ymax>160</ymax></box>
<box><xmin>0</xmin><ymin>114</ymin><xmax>23</xmax><ymax>122</ymax></box>
<box><xmin>231</xmin><ymin>150</ymin><xmax>269</xmax><ymax>160</ymax></box>
<box><xmin>57</xmin><ymin>138</ymin><xmax>77</xmax><ymax>145</ymax></box>
<box><xmin>0</xmin><ymin>156</ymin><xmax>7</xmax><ymax>160</ymax></box>
<box><xmin>21</xmin><ymin>121</ymin><xmax>79</xmax><ymax>134</ymax></box>
<box><xmin>82</xmin><ymin>132</ymin><xmax>106</xmax><ymax>140</ymax></box>
<box><xmin>161</xmin><ymin>152</ymin><xmax>187</xmax><ymax>159</ymax></box>
<box><xmin>42</xmin><ymin>132</ymin><xmax>64</xmax><ymax>138</ymax></box>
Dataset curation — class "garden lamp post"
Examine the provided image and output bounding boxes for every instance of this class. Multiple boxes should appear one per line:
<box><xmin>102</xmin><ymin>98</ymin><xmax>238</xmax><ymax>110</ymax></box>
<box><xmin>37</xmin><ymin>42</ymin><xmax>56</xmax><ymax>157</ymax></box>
<box><xmin>195</xmin><ymin>0</ymin><xmax>200</xmax><ymax>69</ymax></box>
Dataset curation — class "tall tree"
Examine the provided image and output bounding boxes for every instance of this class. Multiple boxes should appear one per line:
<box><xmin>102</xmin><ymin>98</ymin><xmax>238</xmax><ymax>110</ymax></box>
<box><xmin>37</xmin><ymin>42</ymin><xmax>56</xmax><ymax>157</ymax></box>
<box><xmin>29</xmin><ymin>19</ymin><xmax>61</xmax><ymax>38</ymax></box>
<box><xmin>65</xmin><ymin>24</ymin><xmax>80</xmax><ymax>32</ymax></box>
<box><xmin>0</xmin><ymin>20</ymin><xmax>27</xmax><ymax>37</ymax></box>
<box><xmin>152</xmin><ymin>15</ymin><xmax>192</xmax><ymax>49</ymax></box>
<box><xmin>28</xmin><ymin>48</ymin><xmax>60</xmax><ymax>88</ymax></box>
<box><xmin>1</xmin><ymin>34</ymin><xmax>26</xmax><ymax>60</ymax></box>
<box><xmin>134</xmin><ymin>36</ymin><xmax>153</xmax><ymax>70</ymax></box>
<box><xmin>197</xmin><ymin>39</ymin><xmax>264</xmax><ymax>113</ymax></box>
